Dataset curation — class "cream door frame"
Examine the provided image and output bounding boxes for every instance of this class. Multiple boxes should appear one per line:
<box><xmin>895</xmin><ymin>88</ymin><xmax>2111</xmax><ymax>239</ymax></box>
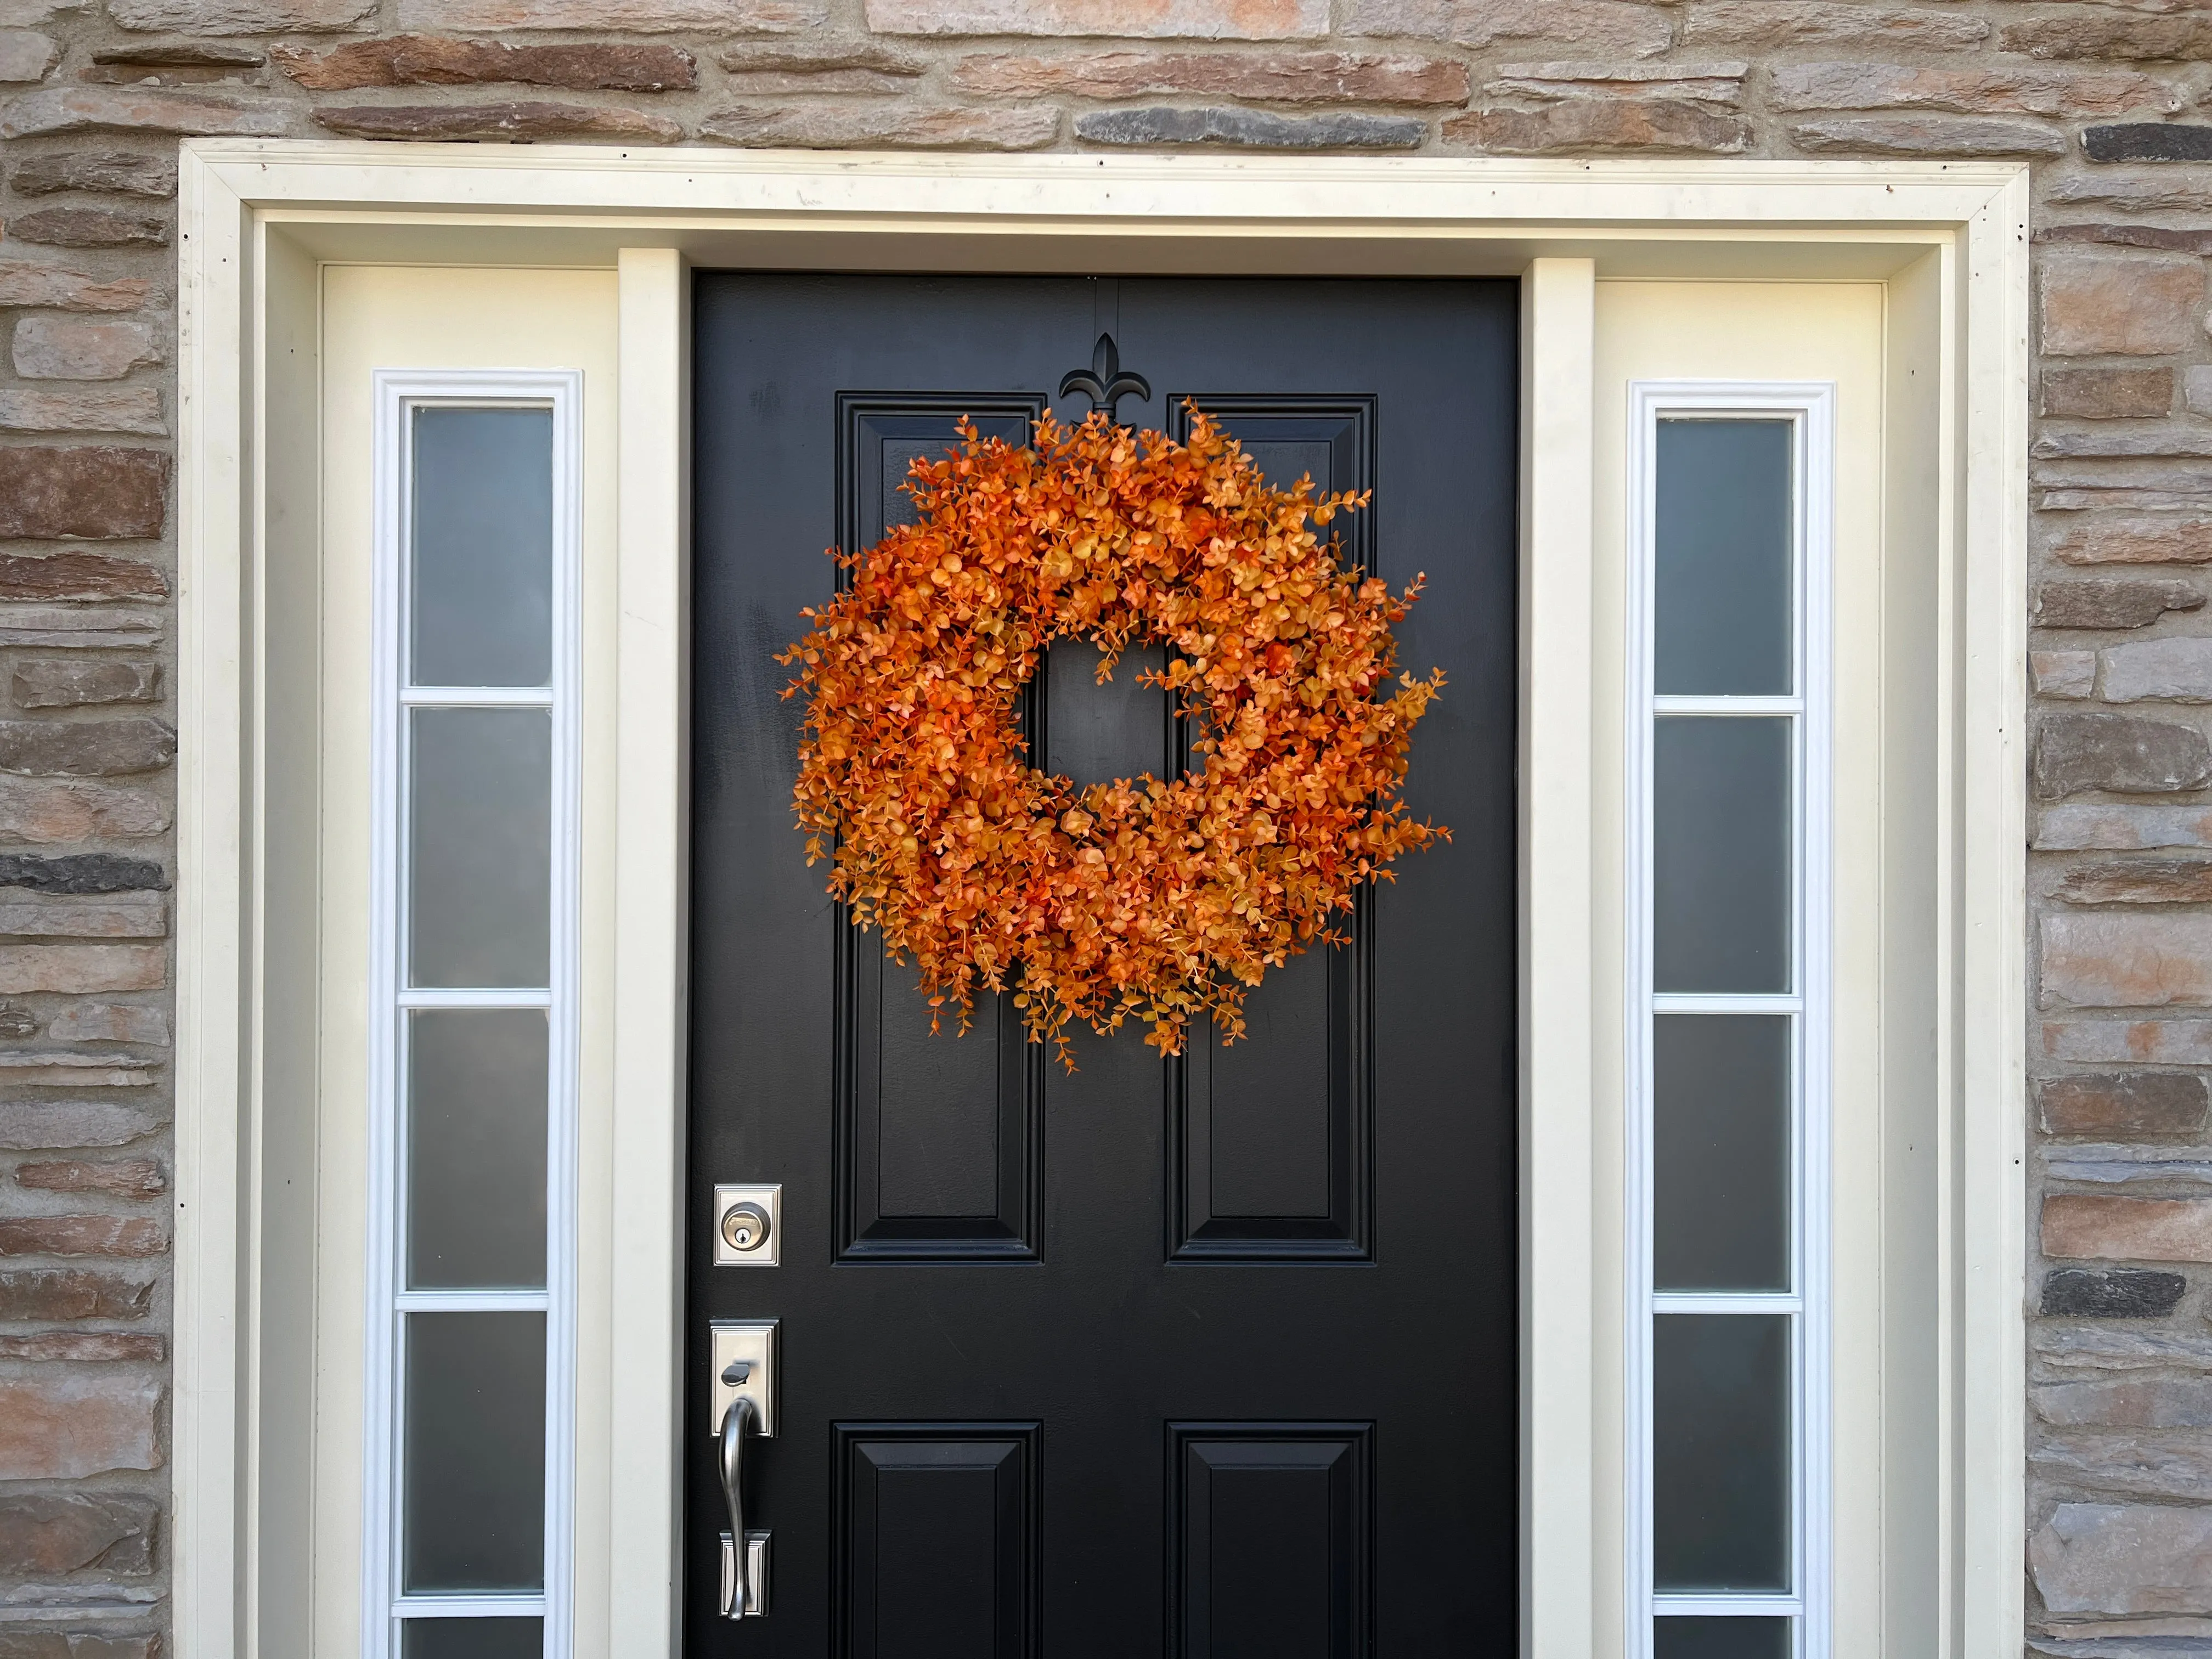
<box><xmin>175</xmin><ymin>143</ymin><xmax>2030</xmax><ymax>1659</ymax></box>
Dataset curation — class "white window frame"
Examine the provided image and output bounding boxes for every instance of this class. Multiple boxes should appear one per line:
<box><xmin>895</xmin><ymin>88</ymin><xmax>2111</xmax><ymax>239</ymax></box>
<box><xmin>1623</xmin><ymin>383</ymin><xmax>1834</xmax><ymax>1658</ymax></box>
<box><xmin>364</xmin><ymin>369</ymin><xmax>586</xmax><ymax>1659</ymax></box>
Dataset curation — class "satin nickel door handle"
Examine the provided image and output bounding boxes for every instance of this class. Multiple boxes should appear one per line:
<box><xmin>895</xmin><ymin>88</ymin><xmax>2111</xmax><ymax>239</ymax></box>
<box><xmin>709</xmin><ymin>1319</ymin><xmax>777</xmax><ymax>1618</ymax></box>
<box><xmin>718</xmin><ymin>1384</ymin><xmax>763</xmax><ymax>1618</ymax></box>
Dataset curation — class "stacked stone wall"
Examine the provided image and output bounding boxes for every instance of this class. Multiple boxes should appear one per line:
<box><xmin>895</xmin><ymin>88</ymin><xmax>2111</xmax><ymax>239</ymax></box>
<box><xmin>4</xmin><ymin>0</ymin><xmax>2211</xmax><ymax>1648</ymax></box>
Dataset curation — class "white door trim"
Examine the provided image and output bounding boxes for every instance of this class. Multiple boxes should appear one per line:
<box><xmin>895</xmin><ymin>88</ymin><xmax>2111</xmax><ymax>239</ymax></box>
<box><xmin>174</xmin><ymin>144</ymin><xmax>2030</xmax><ymax>1659</ymax></box>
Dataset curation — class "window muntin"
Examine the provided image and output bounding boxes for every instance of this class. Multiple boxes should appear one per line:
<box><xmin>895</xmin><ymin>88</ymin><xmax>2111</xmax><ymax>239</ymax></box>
<box><xmin>1628</xmin><ymin>390</ymin><xmax>1832</xmax><ymax>1658</ymax></box>
<box><xmin>368</xmin><ymin>376</ymin><xmax>582</xmax><ymax>1659</ymax></box>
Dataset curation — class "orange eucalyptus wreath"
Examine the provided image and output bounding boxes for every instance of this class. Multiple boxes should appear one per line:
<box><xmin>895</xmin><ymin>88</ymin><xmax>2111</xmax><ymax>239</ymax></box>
<box><xmin>779</xmin><ymin>407</ymin><xmax>1447</xmax><ymax>1065</ymax></box>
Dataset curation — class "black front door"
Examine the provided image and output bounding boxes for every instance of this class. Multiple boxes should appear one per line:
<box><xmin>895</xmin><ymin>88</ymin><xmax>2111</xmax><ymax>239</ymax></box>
<box><xmin>689</xmin><ymin>274</ymin><xmax>1518</xmax><ymax>1656</ymax></box>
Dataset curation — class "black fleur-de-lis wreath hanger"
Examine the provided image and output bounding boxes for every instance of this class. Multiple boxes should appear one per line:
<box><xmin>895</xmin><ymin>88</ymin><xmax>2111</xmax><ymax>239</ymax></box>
<box><xmin>1058</xmin><ymin>332</ymin><xmax>1152</xmax><ymax>422</ymax></box>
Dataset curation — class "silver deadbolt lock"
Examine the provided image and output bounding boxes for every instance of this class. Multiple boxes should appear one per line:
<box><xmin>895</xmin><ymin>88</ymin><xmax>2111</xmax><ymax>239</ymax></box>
<box><xmin>713</xmin><ymin>1184</ymin><xmax>781</xmax><ymax>1266</ymax></box>
<box><xmin>722</xmin><ymin>1203</ymin><xmax>771</xmax><ymax>1252</ymax></box>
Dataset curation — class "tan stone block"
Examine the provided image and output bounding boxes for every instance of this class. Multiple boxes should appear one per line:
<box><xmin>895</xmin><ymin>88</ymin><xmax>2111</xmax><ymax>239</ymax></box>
<box><xmin>0</xmin><ymin>260</ymin><xmax>148</xmax><ymax>315</ymax></box>
<box><xmin>0</xmin><ymin>554</ymin><xmax>164</xmax><ymax>603</ymax></box>
<box><xmin>0</xmin><ymin>1267</ymin><xmax>155</xmax><ymax>1318</ymax></box>
<box><xmin>0</xmin><ymin>1374</ymin><xmax>160</xmax><ymax>1479</ymax></box>
<box><xmin>2043</xmin><ymin>366</ymin><xmax>2176</xmax><ymax>419</ymax></box>
<box><xmin>0</xmin><ymin>388</ymin><xmax>164</xmax><ymax>436</ymax></box>
<box><xmin>398</xmin><ymin>0</ymin><xmax>823</xmax><ymax>28</ymax></box>
<box><xmin>2045</xmin><ymin>1193</ymin><xmax>2212</xmax><ymax>1260</ymax></box>
<box><xmin>0</xmin><ymin>29</ymin><xmax>53</xmax><ymax>80</ymax></box>
<box><xmin>1344</xmin><ymin>0</ymin><xmax>1670</xmax><ymax>55</ymax></box>
<box><xmin>0</xmin><ymin>83</ymin><xmax>287</xmax><ymax>138</ymax></box>
<box><xmin>8</xmin><ymin>207</ymin><xmax>168</xmax><ymax>250</ymax></box>
<box><xmin>2004</xmin><ymin>13</ymin><xmax>2212</xmax><ymax>61</ymax></box>
<box><xmin>0</xmin><ymin>1492</ymin><xmax>157</xmax><ymax>1577</ymax></box>
<box><xmin>0</xmin><ymin>448</ymin><xmax>165</xmax><ymax>542</ymax></box>
<box><xmin>0</xmin><ymin>1331</ymin><xmax>163</xmax><ymax>1359</ymax></box>
<box><xmin>2032</xmin><ymin>1503</ymin><xmax>2212</xmax><ymax>1616</ymax></box>
<box><xmin>312</xmin><ymin>101</ymin><xmax>683</xmax><ymax>142</ymax></box>
<box><xmin>1680</xmin><ymin>2</ymin><xmax>1987</xmax><ymax>47</ymax></box>
<box><xmin>2045</xmin><ymin>1017</ymin><xmax>2212</xmax><ymax>1064</ymax></box>
<box><xmin>0</xmin><ymin>778</ymin><xmax>169</xmax><ymax>842</ymax></box>
<box><xmin>2034</xmin><ymin>649</ymin><xmax>2098</xmax><ymax>698</ymax></box>
<box><xmin>15</xmin><ymin>1156</ymin><xmax>166</xmax><ymax>1197</ymax></box>
<box><xmin>0</xmin><ymin>1053</ymin><xmax>152</xmax><ymax>1087</ymax></box>
<box><xmin>2058</xmin><ymin>859</ymin><xmax>2212</xmax><ymax>904</ymax></box>
<box><xmin>11</xmin><ymin>317</ymin><xmax>160</xmax><ymax>382</ymax></box>
<box><xmin>47</xmin><ymin>1003</ymin><xmax>167</xmax><ymax>1043</ymax></box>
<box><xmin>0</xmin><ymin>719</ymin><xmax>175</xmax><ymax>777</ymax></box>
<box><xmin>0</xmin><ymin>1214</ymin><xmax>167</xmax><ymax>1256</ymax></box>
<box><xmin>2041</xmin><ymin>255</ymin><xmax>2207</xmax><ymax>357</ymax></box>
<box><xmin>2103</xmin><ymin>636</ymin><xmax>2212</xmax><ymax>702</ymax></box>
<box><xmin>2044</xmin><ymin>912</ymin><xmax>2212</xmax><ymax>1007</ymax></box>
<box><xmin>1446</xmin><ymin>98</ymin><xmax>1750</xmax><ymax>153</ymax></box>
<box><xmin>109</xmin><ymin>0</ymin><xmax>372</xmax><ymax>25</ymax></box>
<box><xmin>702</xmin><ymin>102</ymin><xmax>1059</xmax><ymax>148</ymax></box>
<box><xmin>8</xmin><ymin>150</ymin><xmax>176</xmax><ymax>198</ymax></box>
<box><xmin>0</xmin><ymin>608</ymin><xmax>163</xmax><ymax>648</ymax></box>
<box><xmin>868</xmin><ymin>0</ymin><xmax>1326</xmax><ymax>36</ymax></box>
<box><xmin>1772</xmin><ymin>62</ymin><xmax>2179</xmax><ymax>116</ymax></box>
<box><xmin>1789</xmin><ymin>115</ymin><xmax>2066</xmax><ymax>155</ymax></box>
<box><xmin>2039</xmin><ymin>1070</ymin><xmax>2211</xmax><ymax>1135</ymax></box>
<box><xmin>1488</xmin><ymin>60</ymin><xmax>1746</xmax><ymax>103</ymax></box>
<box><xmin>2031</xmin><ymin>1430</ymin><xmax>2212</xmax><ymax>1503</ymax></box>
<box><xmin>2056</xmin><ymin>518</ymin><xmax>2212</xmax><ymax>565</ymax></box>
<box><xmin>274</xmin><ymin>35</ymin><xmax>697</xmax><ymax>90</ymax></box>
<box><xmin>2039</xmin><ymin>804</ymin><xmax>2212</xmax><ymax>849</ymax></box>
<box><xmin>2036</xmin><ymin>578</ymin><xmax>2202</xmax><ymax>628</ymax></box>
<box><xmin>953</xmin><ymin>48</ymin><xmax>1469</xmax><ymax>103</ymax></box>
<box><xmin>2034</xmin><ymin>712</ymin><xmax>2212</xmax><ymax>798</ymax></box>
<box><xmin>0</xmin><ymin>945</ymin><xmax>165</xmax><ymax>994</ymax></box>
<box><xmin>13</xmin><ymin>659</ymin><xmax>163</xmax><ymax>709</ymax></box>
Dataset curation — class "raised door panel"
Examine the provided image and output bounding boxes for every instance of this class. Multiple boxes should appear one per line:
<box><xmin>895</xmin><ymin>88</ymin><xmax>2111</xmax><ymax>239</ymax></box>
<box><xmin>1170</xmin><ymin>1423</ymin><xmax>1373</xmax><ymax>1659</ymax></box>
<box><xmin>1164</xmin><ymin>399</ymin><xmax>1378</xmax><ymax>1262</ymax></box>
<box><xmin>831</xmin><ymin>396</ymin><xmax>1048</xmax><ymax>1263</ymax></box>
<box><xmin>833</xmin><ymin>1424</ymin><xmax>1039</xmax><ymax>1659</ymax></box>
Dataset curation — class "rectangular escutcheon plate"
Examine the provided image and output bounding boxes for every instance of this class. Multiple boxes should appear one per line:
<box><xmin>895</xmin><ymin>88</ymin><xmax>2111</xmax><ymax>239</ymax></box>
<box><xmin>720</xmin><ymin>1531</ymin><xmax>771</xmax><ymax>1617</ymax></box>
<box><xmin>709</xmin><ymin>1318</ymin><xmax>778</xmax><ymax>1437</ymax></box>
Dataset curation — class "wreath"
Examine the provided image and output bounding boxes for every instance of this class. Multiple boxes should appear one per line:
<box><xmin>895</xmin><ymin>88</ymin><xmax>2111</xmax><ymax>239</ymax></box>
<box><xmin>780</xmin><ymin>407</ymin><xmax>1446</xmax><ymax>1065</ymax></box>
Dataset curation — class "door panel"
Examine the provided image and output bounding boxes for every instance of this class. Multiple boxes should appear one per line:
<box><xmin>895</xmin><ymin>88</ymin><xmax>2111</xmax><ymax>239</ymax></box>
<box><xmin>691</xmin><ymin>274</ymin><xmax>1517</xmax><ymax>1654</ymax></box>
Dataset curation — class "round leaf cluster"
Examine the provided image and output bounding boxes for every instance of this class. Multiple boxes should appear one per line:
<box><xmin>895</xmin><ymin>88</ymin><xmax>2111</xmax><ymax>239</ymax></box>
<box><xmin>780</xmin><ymin>408</ymin><xmax>1447</xmax><ymax>1065</ymax></box>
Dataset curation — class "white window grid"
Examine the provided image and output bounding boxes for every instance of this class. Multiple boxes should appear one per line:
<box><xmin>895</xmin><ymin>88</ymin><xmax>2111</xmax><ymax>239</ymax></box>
<box><xmin>364</xmin><ymin>369</ymin><xmax>585</xmax><ymax>1659</ymax></box>
<box><xmin>1623</xmin><ymin>382</ymin><xmax>1834</xmax><ymax>1659</ymax></box>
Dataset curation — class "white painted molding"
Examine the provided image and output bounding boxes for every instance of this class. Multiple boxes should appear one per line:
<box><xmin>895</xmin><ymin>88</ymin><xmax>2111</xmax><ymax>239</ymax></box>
<box><xmin>174</xmin><ymin>143</ymin><xmax>2032</xmax><ymax>1659</ymax></box>
<box><xmin>1520</xmin><ymin>255</ymin><xmax>1596</xmax><ymax>1659</ymax></box>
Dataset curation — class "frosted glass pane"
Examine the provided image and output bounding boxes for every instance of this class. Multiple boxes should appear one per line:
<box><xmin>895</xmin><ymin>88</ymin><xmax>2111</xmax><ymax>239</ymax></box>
<box><xmin>407</xmin><ymin>1010</ymin><xmax>548</xmax><ymax>1290</ymax></box>
<box><xmin>1655</xmin><ymin>419</ymin><xmax>1793</xmax><ymax>696</ymax></box>
<box><xmin>1654</xmin><ymin>718</ymin><xmax>1791</xmax><ymax>994</ymax></box>
<box><xmin>1654</xmin><ymin>1015</ymin><xmax>1791</xmax><ymax>1293</ymax></box>
<box><xmin>1654</xmin><ymin>1617</ymin><xmax>1792</xmax><ymax>1659</ymax></box>
<box><xmin>1654</xmin><ymin>1314</ymin><xmax>1791</xmax><ymax>1593</ymax></box>
<box><xmin>409</xmin><ymin>708</ymin><xmax>550</xmax><ymax>989</ymax></box>
<box><xmin>403</xmin><ymin>1312</ymin><xmax>545</xmax><ymax>1594</ymax></box>
<box><xmin>411</xmin><ymin>407</ymin><xmax>553</xmax><ymax>688</ymax></box>
<box><xmin>403</xmin><ymin>1620</ymin><xmax>543</xmax><ymax>1659</ymax></box>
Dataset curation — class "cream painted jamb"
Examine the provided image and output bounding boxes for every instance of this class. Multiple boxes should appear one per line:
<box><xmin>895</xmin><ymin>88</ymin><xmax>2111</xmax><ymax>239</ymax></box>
<box><xmin>176</xmin><ymin>144</ymin><xmax>2032</xmax><ymax>1659</ymax></box>
<box><xmin>609</xmin><ymin>247</ymin><xmax>689</xmax><ymax>1658</ymax></box>
<box><xmin>176</xmin><ymin>150</ymin><xmax>249</xmax><ymax>1659</ymax></box>
<box><xmin>1957</xmin><ymin>174</ymin><xmax>2032</xmax><ymax>1659</ymax></box>
<box><xmin>1519</xmin><ymin>256</ymin><xmax>1596</xmax><ymax>1659</ymax></box>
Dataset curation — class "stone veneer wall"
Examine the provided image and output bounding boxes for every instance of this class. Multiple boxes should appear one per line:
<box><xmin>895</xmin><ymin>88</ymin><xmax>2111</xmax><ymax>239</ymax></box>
<box><xmin>2</xmin><ymin>0</ymin><xmax>2212</xmax><ymax>1651</ymax></box>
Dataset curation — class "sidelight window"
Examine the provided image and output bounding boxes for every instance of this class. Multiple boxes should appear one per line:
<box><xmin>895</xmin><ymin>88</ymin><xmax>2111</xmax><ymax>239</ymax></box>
<box><xmin>365</xmin><ymin>374</ymin><xmax>583</xmax><ymax>1659</ymax></box>
<box><xmin>1627</xmin><ymin>390</ymin><xmax>1832</xmax><ymax>1658</ymax></box>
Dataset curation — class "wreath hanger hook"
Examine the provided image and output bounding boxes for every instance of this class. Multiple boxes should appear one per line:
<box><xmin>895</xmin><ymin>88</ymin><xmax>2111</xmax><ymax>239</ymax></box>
<box><xmin>1058</xmin><ymin>331</ymin><xmax>1152</xmax><ymax>424</ymax></box>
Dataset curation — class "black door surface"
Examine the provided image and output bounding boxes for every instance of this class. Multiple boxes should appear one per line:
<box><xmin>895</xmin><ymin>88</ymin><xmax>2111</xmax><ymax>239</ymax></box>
<box><xmin>689</xmin><ymin>274</ymin><xmax>1519</xmax><ymax>1657</ymax></box>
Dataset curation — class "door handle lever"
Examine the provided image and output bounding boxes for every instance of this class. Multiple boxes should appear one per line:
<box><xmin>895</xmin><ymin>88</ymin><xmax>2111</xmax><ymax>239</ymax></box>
<box><xmin>718</xmin><ymin>1389</ymin><xmax>762</xmax><ymax>1618</ymax></box>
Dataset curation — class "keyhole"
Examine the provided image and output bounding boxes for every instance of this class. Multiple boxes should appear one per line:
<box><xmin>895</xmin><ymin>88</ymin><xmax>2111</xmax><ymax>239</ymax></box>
<box><xmin>721</xmin><ymin>1202</ymin><xmax>771</xmax><ymax>1252</ymax></box>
